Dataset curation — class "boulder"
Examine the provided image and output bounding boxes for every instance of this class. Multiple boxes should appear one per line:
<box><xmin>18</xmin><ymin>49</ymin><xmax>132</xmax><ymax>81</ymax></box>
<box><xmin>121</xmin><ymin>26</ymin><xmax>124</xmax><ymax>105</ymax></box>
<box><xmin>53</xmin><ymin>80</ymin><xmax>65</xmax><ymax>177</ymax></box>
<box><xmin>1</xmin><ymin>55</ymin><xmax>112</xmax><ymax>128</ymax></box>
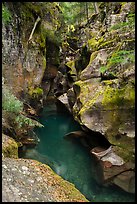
<box><xmin>72</xmin><ymin>78</ymin><xmax>135</xmax><ymax>162</ymax></box>
<box><xmin>2</xmin><ymin>157</ymin><xmax>89</xmax><ymax>202</ymax></box>
<box><xmin>57</xmin><ymin>93</ymin><xmax>71</xmax><ymax>113</ymax></box>
<box><xmin>91</xmin><ymin>147</ymin><xmax>135</xmax><ymax>193</ymax></box>
<box><xmin>2</xmin><ymin>134</ymin><xmax>18</xmax><ymax>159</ymax></box>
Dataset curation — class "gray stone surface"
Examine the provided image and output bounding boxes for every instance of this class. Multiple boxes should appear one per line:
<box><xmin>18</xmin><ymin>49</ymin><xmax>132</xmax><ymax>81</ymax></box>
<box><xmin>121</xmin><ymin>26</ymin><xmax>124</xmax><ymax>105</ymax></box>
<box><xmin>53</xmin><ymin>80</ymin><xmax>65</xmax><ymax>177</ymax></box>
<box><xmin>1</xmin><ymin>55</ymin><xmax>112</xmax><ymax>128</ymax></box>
<box><xmin>2</xmin><ymin>158</ymin><xmax>88</xmax><ymax>202</ymax></box>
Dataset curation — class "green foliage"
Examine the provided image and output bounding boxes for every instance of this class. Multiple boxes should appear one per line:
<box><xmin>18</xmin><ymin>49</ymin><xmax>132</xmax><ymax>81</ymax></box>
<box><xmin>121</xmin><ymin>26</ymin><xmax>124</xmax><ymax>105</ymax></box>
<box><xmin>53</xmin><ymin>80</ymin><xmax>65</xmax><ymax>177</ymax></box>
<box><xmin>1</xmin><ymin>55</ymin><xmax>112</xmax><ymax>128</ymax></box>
<box><xmin>100</xmin><ymin>66</ymin><xmax>107</xmax><ymax>74</ymax></box>
<box><xmin>2</xmin><ymin>87</ymin><xmax>23</xmax><ymax>113</ymax></box>
<box><xmin>2</xmin><ymin>4</ymin><xmax>11</xmax><ymax>24</ymax></box>
<box><xmin>108</xmin><ymin>50</ymin><xmax>135</xmax><ymax>65</ymax></box>
<box><xmin>28</xmin><ymin>87</ymin><xmax>43</xmax><ymax>99</ymax></box>
<box><xmin>59</xmin><ymin>2</ymin><xmax>95</xmax><ymax>27</ymax></box>
<box><xmin>100</xmin><ymin>50</ymin><xmax>135</xmax><ymax>74</ymax></box>
<box><xmin>15</xmin><ymin>115</ymin><xmax>43</xmax><ymax>128</ymax></box>
<box><xmin>2</xmin><ymin>85</ymin><xmax>43</xmax><ymax>132</ymax></box>
<box><xmin>109</xmin><ymin>14</ymin><xmax>135</xmax><ymax>31</ymax></box>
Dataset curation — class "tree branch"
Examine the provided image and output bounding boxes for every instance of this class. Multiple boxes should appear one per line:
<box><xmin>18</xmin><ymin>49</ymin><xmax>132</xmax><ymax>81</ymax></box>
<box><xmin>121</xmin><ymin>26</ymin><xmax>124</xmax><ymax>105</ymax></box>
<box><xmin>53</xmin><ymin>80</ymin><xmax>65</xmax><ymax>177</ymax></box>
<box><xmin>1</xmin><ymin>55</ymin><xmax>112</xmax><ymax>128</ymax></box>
<box><xmin>28</xmin><ymin>16</ymin><xmax>41</xmax><ymax>43</ymax></box>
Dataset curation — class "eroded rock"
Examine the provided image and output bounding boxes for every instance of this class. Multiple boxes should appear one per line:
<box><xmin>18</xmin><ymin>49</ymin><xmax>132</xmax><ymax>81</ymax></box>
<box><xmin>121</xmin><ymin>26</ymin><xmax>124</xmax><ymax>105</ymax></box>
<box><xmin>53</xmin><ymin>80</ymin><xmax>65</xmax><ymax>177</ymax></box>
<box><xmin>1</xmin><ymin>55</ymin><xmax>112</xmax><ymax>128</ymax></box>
<box><xmin>2</xmin><ymin>158</ymin><xmax>89</xmax><ymax>202</ymax></box>
<box><xmin>91</xmin><ymin>152</ymin><xmax>135</xmax><ymax>194</ymax></box>
<box><xmin>63</xmin><ymin>2</ymin><xmax>135</xmax><ymax>194</ymax></box>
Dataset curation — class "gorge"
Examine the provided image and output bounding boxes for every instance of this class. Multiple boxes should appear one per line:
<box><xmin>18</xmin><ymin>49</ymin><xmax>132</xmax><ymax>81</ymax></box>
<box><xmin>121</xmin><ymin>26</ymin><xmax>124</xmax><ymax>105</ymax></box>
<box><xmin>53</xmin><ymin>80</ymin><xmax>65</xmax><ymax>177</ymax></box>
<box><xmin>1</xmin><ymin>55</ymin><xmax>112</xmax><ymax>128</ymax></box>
<box><xmin>2</xmin><ymin>2</ymin><xmax>135</xmax><ymax>202</ymax></box>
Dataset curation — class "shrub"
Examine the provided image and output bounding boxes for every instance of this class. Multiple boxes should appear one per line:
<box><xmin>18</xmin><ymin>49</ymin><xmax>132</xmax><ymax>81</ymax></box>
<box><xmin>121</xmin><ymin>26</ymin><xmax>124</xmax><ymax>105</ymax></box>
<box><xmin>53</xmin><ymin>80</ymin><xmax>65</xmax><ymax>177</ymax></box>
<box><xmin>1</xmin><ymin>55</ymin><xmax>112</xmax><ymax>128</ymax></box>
<box><xmin>108</xmin><ymin>50</ymin><xmax>135</xmax><ymax>65</ymax></box>
<box><xmin>99</xmin><ymin>49</ymin><xmax>135</xmax><ymax>74</ymax></box>
<box><xmin>100</xmin><ymin>66</ymin><xmax>107</xmax><ymax>74</ymax></box>
<box><xmin>2</xmin><ymin>85</ymin><xmax>43</xmax><ymax>134</ymax></box>
<box><xmin>15</xmin><ymin>115</ymin><xmax>43</xmax><ymax>129</ymax></box>
<box><xmin>2</xmin><ymin>87</ymin><xmax>23</xmax><ymax>113</ymax></box>
<box><xmin>28</xmin><ymin>87</ymin><xmax>43</xmax><ymax>99</ymax></box>
<box><xmin>109</xmin><ymin>13</ymin><xmax>135</xmax><ymax>31</ymax></box>
<box><xmin>2</xmin><ymin>4</ymin><xmax>11</xmax><ymax>24</ymax></box>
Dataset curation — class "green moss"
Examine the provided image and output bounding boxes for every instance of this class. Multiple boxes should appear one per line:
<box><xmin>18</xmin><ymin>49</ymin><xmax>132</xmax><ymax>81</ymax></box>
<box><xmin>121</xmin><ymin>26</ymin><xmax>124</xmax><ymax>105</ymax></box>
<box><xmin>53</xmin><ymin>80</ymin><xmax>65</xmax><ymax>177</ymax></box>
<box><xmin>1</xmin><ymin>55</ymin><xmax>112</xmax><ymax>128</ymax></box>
<box><xmin>2</xmin><ymin>3</ymin><xmax>11</xmax><ymax>24</ymax></box>
<box><xmin>66</xmin><ymin>60</ymin><xmax>75</xmax><ymax>68</ymax></box>
<box><xmin>98</xmin><ymin>38</ymin><xmax>118</xmax><ymax>49</ymax></box>
<box><xmin>101</xmin><ymin>80</ymin><xmax>114</xmax><ymax>86</ymax></box>
<box><xmin>88</xmin><ymin>51</ymin><xmax>98</xmax><ymax>65</ymax></box>
<box><xmin>43</xmin><ymin>56</ymin><xmax>46</xmax><ymax>69</ymax></box>
<box><xmin>2</xmin><ymin>134</ymin><xmax>18</xmax><ymax>159</ymax></box>
<box><xmin>20</xmin><ymin>2</ymin><xmax>60</xmax><ymax>45</ymax></box>
<box><xmin>102</xmin><ymin>83</ymin><xmax>135</xmax><ymax>108</ymax></box>
<box><xmin>74</xmin><ymin>80</ymin><xmax>104</xmax><ymax>116</ymax></box>
<box><xmin>28</xmin><ymin>87</ymin><xmax>43</xmax><ymax>99</ymax></box>
<box><xmin>113</xmin><ymin>145</ymin><xmax>135</xmax><ymax>163</ymax></box>
<box><xmin>66</xmin><ymin>60</ymin><xmax>76</xmax><ymax>76</ymax></box>
<box><xmin>23</xmin><ymin>2</ymin><xmax>47</xmax><ymax>18</ymax></box>
<box><xmin>87</xmin><ymin>35</ymin><xmax>104</xmax><ymax>51</ymax></box>
<box><xmin>105</xmin><ymin>127</ymin><xmax>135</xmax><ymax>163</ymax></box>
<box><xmin>79</xmin><ymin>89</ymin><xmax>103</xmax><ymax>116</ymax></box>
<box><xmin>120</xmin><ymin>2</ymin><xmax>127</xmax><ymax>7</ymax></box>
<box><xmin>103</xmin><ymin>87</ymin><xmax>122</xmax><ymax>107</ymax></box>
<box><xmin>87</xmin><ymin>37</ymin><xmax>99</xmax><ymax>50</ymax></box>
<box><xmin>124</xmin><ymin>85</ymin><xmax>135</xmax><ymax>104</ymax></box>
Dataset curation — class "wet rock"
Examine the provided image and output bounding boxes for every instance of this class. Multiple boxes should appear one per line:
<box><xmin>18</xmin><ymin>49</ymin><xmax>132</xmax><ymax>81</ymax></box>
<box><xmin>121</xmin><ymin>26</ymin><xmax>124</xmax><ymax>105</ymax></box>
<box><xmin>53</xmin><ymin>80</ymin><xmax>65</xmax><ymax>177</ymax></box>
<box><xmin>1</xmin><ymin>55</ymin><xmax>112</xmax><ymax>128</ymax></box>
<box><xmin>72</xmin><ymin>78</ymin><xmax>135</xmax><ymax>163</ymax></box>
<box><xmin>113</xmin><ymin>170</ymin><xmax>135</xmax><ymax>194</ymax></box>
<box><xmin>64</xmin><ymin>130</ymin><xmax>87</xmax><ymax>139</ymax></box>
<box><xmin>101</xmin><ymin>152</ymin><xmax>124</xmax><ymax>166</ymax></box>
<box><xmin>92</xmin><ymin>152</ymin><xmax>135</xmax><ymax>194</ymax></box>
<box><xmin>80</xmin><ymin>49</ymin><xmax>109</xmax><ymax>80</ymax></box>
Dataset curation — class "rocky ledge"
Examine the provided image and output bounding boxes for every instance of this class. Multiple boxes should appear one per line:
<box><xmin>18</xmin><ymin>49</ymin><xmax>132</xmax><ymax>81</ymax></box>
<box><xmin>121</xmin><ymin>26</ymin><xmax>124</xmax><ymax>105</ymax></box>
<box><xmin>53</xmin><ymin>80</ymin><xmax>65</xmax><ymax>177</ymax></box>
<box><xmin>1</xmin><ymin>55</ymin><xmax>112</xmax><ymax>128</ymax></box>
<box><xmin>2</xmin><ymin>134</ymin><xmax>89</xmax><ymax>202</ymax></box>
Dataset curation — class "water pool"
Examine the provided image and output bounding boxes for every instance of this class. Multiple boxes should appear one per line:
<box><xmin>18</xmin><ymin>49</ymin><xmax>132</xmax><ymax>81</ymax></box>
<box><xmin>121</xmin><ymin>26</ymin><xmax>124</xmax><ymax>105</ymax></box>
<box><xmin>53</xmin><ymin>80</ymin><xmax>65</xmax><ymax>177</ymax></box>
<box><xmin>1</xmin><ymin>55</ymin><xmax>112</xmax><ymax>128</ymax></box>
<box><xmin>19</xmin><ymin>103</ymin><xmax>135</xmax><ymax>202</ymax></box>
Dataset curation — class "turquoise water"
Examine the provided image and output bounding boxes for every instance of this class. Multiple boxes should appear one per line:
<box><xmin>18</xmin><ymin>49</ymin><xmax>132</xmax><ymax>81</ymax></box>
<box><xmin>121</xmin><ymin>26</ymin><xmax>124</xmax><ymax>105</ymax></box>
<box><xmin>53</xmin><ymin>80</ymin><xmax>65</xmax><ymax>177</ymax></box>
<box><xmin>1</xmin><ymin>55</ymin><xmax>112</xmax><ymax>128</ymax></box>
<box><xmin>20</xmin><ymin>103</ymin><xmax>135</xmax><ymax>202</ymax></box>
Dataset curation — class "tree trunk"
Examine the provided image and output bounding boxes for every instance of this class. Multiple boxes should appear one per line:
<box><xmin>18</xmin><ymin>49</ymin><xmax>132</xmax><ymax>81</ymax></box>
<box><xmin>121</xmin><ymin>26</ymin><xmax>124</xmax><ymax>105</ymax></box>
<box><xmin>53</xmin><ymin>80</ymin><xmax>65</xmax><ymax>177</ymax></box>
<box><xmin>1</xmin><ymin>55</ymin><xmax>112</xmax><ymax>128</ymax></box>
<box><xmin>85</xmin><ymin>2</ymin><xmax>89</xmax><ymax>22</ymax></box>
<box><xmin>93</xmin><ymin>2</ymin><xmax>99</xmax><ymax>14</ymax></box>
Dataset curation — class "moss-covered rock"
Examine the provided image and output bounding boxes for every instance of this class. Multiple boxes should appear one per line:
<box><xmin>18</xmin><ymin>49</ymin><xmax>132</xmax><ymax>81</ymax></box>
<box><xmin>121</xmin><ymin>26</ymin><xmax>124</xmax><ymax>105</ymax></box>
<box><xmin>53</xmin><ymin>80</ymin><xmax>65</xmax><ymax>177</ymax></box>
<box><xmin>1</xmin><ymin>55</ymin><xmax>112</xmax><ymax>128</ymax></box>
<box><xmin>28</xmin><ymin>86</ymin><xmax>43</xmax><ymax>99</ymax></box>
<box><xmin>73</xmin><ymin>78</ymin><xmax>135</xmax><ymax>163</ymax></box>
<box><xmin>66</xmin><ymin>60</ymin><xmax>77</xmax><ymax>76</ymax></box>
<box><xmin>61</xmin><ymin>1</ymin><xmax>135</xmax><ymax>194</ymax></box>
<box><xmin>2</xmin><ymin>134</ymin><xmax>18</xmax><ymax>159</ymax></box>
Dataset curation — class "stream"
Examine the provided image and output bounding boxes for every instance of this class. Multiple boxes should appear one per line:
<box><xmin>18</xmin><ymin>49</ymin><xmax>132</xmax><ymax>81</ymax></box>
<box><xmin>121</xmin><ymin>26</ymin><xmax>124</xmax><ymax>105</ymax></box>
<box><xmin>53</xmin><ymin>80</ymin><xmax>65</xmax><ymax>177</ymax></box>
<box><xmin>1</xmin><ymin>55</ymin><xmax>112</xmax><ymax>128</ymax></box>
<box><xmin>19</xmin><ymin>101</ymin><xmax>135</xmax><ymax>202</ymax></box>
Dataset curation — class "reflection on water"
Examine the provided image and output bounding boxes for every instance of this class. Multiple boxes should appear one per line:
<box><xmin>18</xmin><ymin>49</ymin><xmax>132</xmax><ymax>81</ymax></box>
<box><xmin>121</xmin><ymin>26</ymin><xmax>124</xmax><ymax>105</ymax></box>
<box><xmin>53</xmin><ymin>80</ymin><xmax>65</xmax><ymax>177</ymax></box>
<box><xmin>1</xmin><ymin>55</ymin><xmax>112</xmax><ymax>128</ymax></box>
<box><xmin>20</xmin><ymin>105</ymin><xmax>135</xmax><ymax>202</ymax></box>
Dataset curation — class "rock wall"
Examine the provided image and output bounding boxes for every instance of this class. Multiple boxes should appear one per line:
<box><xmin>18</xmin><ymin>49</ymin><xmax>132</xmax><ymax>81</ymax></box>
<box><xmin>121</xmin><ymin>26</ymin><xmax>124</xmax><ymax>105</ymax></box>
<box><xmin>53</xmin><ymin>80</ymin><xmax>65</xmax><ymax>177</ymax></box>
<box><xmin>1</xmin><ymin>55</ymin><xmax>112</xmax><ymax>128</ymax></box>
<box><xmin>57</xmin><ymin>2</ymin><xmax>135</xmax><ymax>193</ymax></box>
<box><xmin>2</xmin><ymin>2</ymin><xmax>61</xmax><ymax>100</ymax></box>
